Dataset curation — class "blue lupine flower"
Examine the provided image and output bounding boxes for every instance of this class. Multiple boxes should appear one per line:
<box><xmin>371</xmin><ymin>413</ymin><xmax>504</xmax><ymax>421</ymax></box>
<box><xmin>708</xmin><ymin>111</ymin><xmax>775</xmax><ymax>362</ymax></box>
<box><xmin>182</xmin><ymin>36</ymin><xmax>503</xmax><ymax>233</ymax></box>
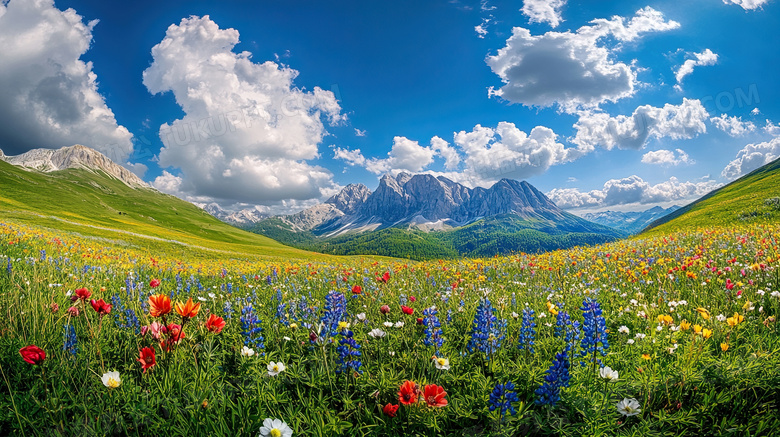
<box><xmin>535</xmin><ymin>349</ymin><xmax>571</xmax><ymax>407</ymax></box>
<box><xmin>422</xmin><ymin>306</ymin><xmax>444</xmax><ymax>353</ymax></box>
<box><xmin>580</xmin><ymin>297</ymin><xmax>608</xmax><ymax>367</ymax></box>
<box><xmin>336</xmin><ymin>329</ymin><xmax>362</xmax><ymax>374</ymax></box>
<box><xmin>6</xmin><ymin>257</ymin><xmax>11</xmax><ymax>275</ymax></box>
<box><xmin>518</xmin><ymin>307</ymin><xmax>536</xmax><ymax>354</ymax></box>
<box><xmin>489</xmin><ymin>381</ymin><xmax>520</xmax><ymax>417</ymax></box>
<box><xmin>240</xmin><ymin>304</ymin><xmax>265</xmax><ymax>353</ymax></box>
<box><xmin>223</xmin><ymin>300</ymin><xmax>234</xmax><ymax>319</ymax></box>
<box><xmin>320</xmin><ymin>291</ymin><xmax>346</xmax><ymax>340</ymax></box>
<box><xmin>466</xmin><ymin>298</ymin><xmax>505</xmax><ymax>359</ymax></box>
<box><xmin>63</xmin><ymin>324</ymin><xmax>78</xmax><ymax>357</ymax></box>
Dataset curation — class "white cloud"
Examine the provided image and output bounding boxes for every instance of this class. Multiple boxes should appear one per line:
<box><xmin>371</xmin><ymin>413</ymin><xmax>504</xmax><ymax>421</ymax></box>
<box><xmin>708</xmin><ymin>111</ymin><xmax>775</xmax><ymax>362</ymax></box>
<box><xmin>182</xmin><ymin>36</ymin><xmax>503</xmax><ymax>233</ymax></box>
<box><xmin>125</xmin><ymin>162</ymin><xmax>148</xmax><ymax>178</ymax></box>
<box><xmin>674</xmin><ymin>49</ymin><xmax>718</xmax><ymax>89</ymax></box>
<box><xmin>143</xmin><ymin>16</ymin><xmax>343</xmax><ymax>205</ymax></box>
<box><xmin>521</xmin><ymin>0</ymin><xmax>567</xmax><ymax>28</ymax></box>
<box><xmin>487</xmin><ymin>7</ymin><xmax>679</xmax><ymax>111</ymax></box>
<box><xmin>710</xmin><ymin>114</ymin><xmax>756</xmax><ymax>136</ymax></box>
<box><xmin>0</xmin><ymin>0</ymin><xmax>133</xmax><ymax>160</ymax></box>
<box><xmin>751</xmin><ymin>108</ymin><xmax>761</xmax><ymax>115</ymax></box>
<box><xmin>475</xmin><ymin>18</ymin><xmax>491</xmax><ymax>38</ymax></box>
<box><xmin>763</xmin><ymin>120</ymin><xmax>780</xmax><ymax>135</ymax></box>
<box><xmin>722</xmin><ymin>0</ymin><xmax>771</xmax><ymax>10</ymax></box>
<box><xmin>431</xmin><ymin>136</ymin><xmax>461</xmax><ymax>170</ymax></box>
<box><xmin>572</xmin><ymin>99</ymin><xmax>709</xmax><ymax>151</ymax></box>
<box><xmin>641</xmin><ymin>149</ymin><xmax>693</xmax><ymax>166</ymax></box>
<box><xmin>354</xmin><ymin>128</ymin><xmax>367</xmax><ymax>137</ymax></box>
<box><xmin>721</xmin><ymin>137</ymin><xmax>780</xmax><ymax>180</ymax></box>
<box><xmin>548</xmin><ymin>175</ymin><xmax>720</xmax><ymax>209</ymax></box>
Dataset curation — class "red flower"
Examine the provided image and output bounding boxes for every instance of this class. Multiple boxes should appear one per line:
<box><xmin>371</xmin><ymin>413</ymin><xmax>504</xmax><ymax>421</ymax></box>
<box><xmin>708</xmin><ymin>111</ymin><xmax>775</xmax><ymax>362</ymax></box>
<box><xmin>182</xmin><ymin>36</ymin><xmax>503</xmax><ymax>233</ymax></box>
<box><xmin>398</xmin><ymin>380</ymin><xmax>419</xmax><ymax>405</ymax></box>
<box><xmin>380</xmin><ymin>305</ymin><xmax>391</xmax><ymax>315</ymax></box>
<box><xmin>167</xmin><ymin>324</ymin><xmax>185</xmax><ymax>343</ymax></box>
<box><xmin>416</xmin><ymin>317</ymin><xmax>424</xmax><ymax>325</ymax></box>
<box><xmin>383</xmin><ymin>403</ymin><xmax>399</xmax><ymax>417</ymax></box>
<box><xmin>377</xmin><ymin>272</ymin><xmax>390</xmax><ymax>283</ymax></box>
<box><xmin>409</xmin><ymin>296</ymin><xmax>416</xmax><ymax>302</ymax></box>
<box><xmin>423</xmin><ymin>384</ymin><xmax>448</xmax><ymax>407</ymax></box>
<box><xmin>90</xmin><ymin>299</ymin><xmax>112</xmax><ymax>316</ymax></box>
<box><xmin>137</xmin><ymin>347</ymin><xmax>156</xmax><ymax>373</ymax></box>
<box><xmin>205</xmin><ymin>314</ymin><xmax>226</xmax><ymax>334</ymax></box>
<box><xmin>401</xmin><ymin>305</ymin><xmax>414</xmax><ymax>315</ymax></box>
<box><xmin>67</xmin><ymin>306</ymin><xmax>79</xmax><ymax>317</ymax></box>
<box><xmin>150</xmin><ymin>278</ymin><xmax>161</xmax><ymax>288</ymax></box>
<box><xmin>351</xmin><ymin>285</ymin><xmax>362</xmax><ymax>295</ymax></box>
<box><xmin>74</xmin><ymin>287</ymin><xmax>91</xmax><ymax>302</ymax></box>
<box><xmin>19</xmin><ymin>345</ymin><xmax>46</xmax><ymax>365</ymax></box>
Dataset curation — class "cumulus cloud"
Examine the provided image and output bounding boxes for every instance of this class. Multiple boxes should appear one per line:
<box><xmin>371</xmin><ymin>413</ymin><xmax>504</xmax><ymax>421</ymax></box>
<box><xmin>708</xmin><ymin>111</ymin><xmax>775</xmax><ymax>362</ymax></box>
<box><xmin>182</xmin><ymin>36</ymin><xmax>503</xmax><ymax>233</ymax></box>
<box><xmin>762</xmin><ymin>120</ymin><xmax>780</xmax><ymax>135</ymax></box>
<box><xmin>572</xmin><ymin>98</ymin><xmax>709</xmax><ymax>151</ymax></box>
<box><xmin>521</xmin><ymin>0</ymin><xmax>567</xmax><ymax>28</ymax></box>
<box><xmin>334</xmin><ymin>137</ymin><xmax>437</xmax><ymax>175</ymax></box>
<box><xmin>722</xmin><ymin>0</ymin><xmax>771</xmax><ymax>10</ymax></box>
<box><xmin>721</xmin><ymin>137</ymin><xmax>780</xmax><ymax>180</ymax></box>
<box><xmin>674</xmin><ymin>49</ymin><xmax>718</xmax><ymax>89</ymax></box>
<box><xmin>431</xmin><ymin>136</ymin><xmax>461</xmax><ymax>170</ymax></box>
<box><xmin>144</xmin><ymin>16</ymin><xmax>343</xmax><ymax>205</ymax></box>
<box><xmin>548</xmin><ymin>175</ymin><xmax>720</xmax><ymax>209</ymax></box>
<box><xmin>710</xmin><ymin>114</ymin><xmax>756</xmax><ymax>136</ymax></box>
<box><xmin>487</xmin><ymin>7</ymin><xmax>679</xmax><ymax>111</ymax></box>
<box><xmin>641</xmin><ymin>149</ymin><xmax>693</xmax><ymax>166</ymax></box>
<box><xmin>0</xmin><ymin>0</ymin><xmax>133</xmax><ymax>161</ymax></box>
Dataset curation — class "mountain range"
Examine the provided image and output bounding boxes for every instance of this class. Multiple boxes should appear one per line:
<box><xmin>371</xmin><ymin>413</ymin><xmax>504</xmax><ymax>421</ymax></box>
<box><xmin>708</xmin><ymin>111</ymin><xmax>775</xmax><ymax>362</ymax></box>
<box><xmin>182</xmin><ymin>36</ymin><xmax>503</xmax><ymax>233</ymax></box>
<box><xmin>247</xmin><ymin>172</ymin><xmax>625</xmax><ymax>259</ymax></box>
<box><xmin>579</xmin><ymin>206</ymin><xmax>680</xmax><ymax>235</ymax></box>
<box><xmin>0</xmin><ymin>144</ymin><xmax>147</xmax><ymax>189</ymax></box>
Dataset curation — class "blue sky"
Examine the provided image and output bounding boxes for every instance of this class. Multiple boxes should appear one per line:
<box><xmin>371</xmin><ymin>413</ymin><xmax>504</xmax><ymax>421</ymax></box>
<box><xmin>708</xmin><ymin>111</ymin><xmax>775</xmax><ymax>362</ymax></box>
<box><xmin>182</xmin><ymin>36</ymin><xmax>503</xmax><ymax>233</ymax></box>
<box><xmin>1</xmin><ymin>0</ymin><xmax>779</xmax><ymax>214</ymax></box>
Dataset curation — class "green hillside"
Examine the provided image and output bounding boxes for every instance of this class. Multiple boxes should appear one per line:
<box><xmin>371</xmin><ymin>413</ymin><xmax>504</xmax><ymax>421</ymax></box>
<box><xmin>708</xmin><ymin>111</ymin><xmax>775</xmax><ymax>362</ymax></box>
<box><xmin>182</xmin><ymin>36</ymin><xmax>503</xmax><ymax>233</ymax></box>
<box><xmin>249</xmin><ymin>213</ymin><xmax>624</xmax><ymax>260</ymax></box>
<box><xmin>0</xmin><ymin>160</ymin><xmax>321</xmax><ymax>260</ymax></box>
<box><xmin>644</xmin><ymin>157</ymin><xmax>780</xmax><ymax>233</ymax></box>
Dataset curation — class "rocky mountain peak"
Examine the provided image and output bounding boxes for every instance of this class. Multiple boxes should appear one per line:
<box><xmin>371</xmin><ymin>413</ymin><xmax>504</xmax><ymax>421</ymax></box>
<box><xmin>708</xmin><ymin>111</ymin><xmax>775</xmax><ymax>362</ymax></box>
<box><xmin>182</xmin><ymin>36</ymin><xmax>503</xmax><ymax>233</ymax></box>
<box><xmin>1</xmin><ymin>144</ymin><xmax>148</xmax><ymax>189</ymax></box>
<box><xmin>325</xmin><ymin>183</ymin><xmax>371</xmax><ymax>214</ymax></box>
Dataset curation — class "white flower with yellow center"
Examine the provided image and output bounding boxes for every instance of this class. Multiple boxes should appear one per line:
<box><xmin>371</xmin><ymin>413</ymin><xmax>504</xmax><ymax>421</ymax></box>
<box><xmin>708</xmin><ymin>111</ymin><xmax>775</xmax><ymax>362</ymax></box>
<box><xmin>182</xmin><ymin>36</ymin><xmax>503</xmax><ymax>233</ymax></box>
<box><xmin>616</xmin><ymin>398</ymin><xmax>641</xmax><ymax>416</ymax></box>
<box><xmin>599</xmin><ymin>366</ymin><xmax>618</xmax><ymax>382</ymax></box>
<box><xmin>267</xmin><ymin>362</ymin><xmax>286</xmax><ymax>377</ymax></box>
<box><xmin>258</xmin><ymin>418</ymin><xmax>293</xmax><ymax>437</ymax></box>
<box><xmin>241</xmin><ymin>346</ymin><xmax>255</xmax><ymax>357</ymax></box>
<box><xmin>434</xmin><ymin>357</ymin><xmax>450</xmax><ymax>370</ymax></box>
<box><xmin>101</xmin><ymin>371</ymin><xmax>121</xmax><ymax>389</ymax></box>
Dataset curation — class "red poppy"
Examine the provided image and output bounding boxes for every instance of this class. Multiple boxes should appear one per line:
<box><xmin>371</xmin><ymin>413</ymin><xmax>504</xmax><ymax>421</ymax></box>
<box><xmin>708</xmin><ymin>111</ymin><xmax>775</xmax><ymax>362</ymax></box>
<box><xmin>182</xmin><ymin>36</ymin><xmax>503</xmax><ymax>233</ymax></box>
<box><xmin>401</xmin><ymin>305</ymin><xmax>414</xmax><ymax>315</ymax></box>
<box><xmin>423</xmin><ymin>384</ymin><xmax>448</xmax><ymax>407</ymax></box>
<box><xmin>383</xmin><ymin>403</ymin><xmax>399</xmax><ymax>417</ymax></box>
<box><xmin>398</xmin><ymin>380</ymin><xmax>419</xmax><ymax>405</ymax></box>
<box><xmin>149</xmin><ymin>294</ymin><xmax>172</xmax><ymax>317</ymax></box>
<box><xmin>19</xmin><ymin>345</ymin><xmax>46</xmax><ymax>365</ymax></box>
<box><xmin>90</xmin><ymin>299</ymin><xmax>112</xmax><ymax>316</ymax></box>
<box><xmin>377</xmin><ymin>272</ymin><xmax>390</xmax><ymax>283</ymax></box>
<box><xmin>351</xmin><ymin>285</ymin><xmax>362</xmax><ymax>295</ymax></box>
<box><xmin>150</xmin><ymin>278</ymin><xmax>161</xmax><ymax>288</ymax></box>
<box><xmin>137</xmin><ymin>347</ymin><xmax>156</xmax><ymax>373</ymax></box>
<box><xmin>380</xmin><ymin>305</ymin><xmax>390</xmax><ymax>314</ymax></box>
<box><xmin>205</xmin><ymin>314</ymin><xmax>226</xmax><ymax>334</ymax></box>
<box><xmin>74</xmin><ymin>287</ymin><xmax>92</xmax><ymax>301</ymax></box>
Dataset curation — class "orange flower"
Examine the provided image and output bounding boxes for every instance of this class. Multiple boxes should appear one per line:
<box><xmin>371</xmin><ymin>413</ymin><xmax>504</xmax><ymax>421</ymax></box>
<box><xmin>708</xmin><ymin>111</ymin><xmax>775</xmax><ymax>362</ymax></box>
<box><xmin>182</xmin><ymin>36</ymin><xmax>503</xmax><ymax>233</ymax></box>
<box><xmin>148</xmin><ymin>294</ymin><xmax>172</xmax><ymax>318</ymax></box>
<box><xmin>205</xmin><ymin>314</ymin><xmax>226</xmax><ymax>334</ymax></box>
<box><xmin>641</xmin><ymin>354</ymin><xmax>651</xmax><ymax>360</ymax></box>
<box><xmin>423</xmin><ymin>384</ymin><xmax>448</xmax><ymax>407</ymax></box>
<box><xmin>398</xmin><ymin>380</ymin><xmax>419</xmax><ymax>405</ymax></box>
<box><xmin>720</xmin><ymin>343</ymin><xmax>729</xmax><ymax>352</ymax></box>
<box><xmin>175</xmin><ymin>298</ymin><xmax>201</xmax><ymax>320</ymax></box>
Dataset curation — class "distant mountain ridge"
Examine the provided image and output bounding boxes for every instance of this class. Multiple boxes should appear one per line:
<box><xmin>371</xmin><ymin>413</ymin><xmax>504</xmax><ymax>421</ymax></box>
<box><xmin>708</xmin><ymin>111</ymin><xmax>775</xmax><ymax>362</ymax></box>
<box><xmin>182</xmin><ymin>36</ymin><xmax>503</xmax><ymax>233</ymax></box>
<box><xmin>246</xmin><ymin>172</ymin><xmax>625</xmax><ymax>259</ymax></box>
<box><xmin>0</xmin><ymin>144</ymin><xmax>148</xmax><ymax>189</ymax></box>
<box><xmin>580</xmin><ymin>206</ymin><xmax>680</xmax><ymax>234</ymax></box>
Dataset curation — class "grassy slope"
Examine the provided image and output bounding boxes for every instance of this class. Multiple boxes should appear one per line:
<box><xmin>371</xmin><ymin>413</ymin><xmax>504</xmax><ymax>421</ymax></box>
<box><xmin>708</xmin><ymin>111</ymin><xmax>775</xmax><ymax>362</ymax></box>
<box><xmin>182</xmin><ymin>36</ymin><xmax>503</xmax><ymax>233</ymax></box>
<box><xmin>249</xmin><ymin>213</ymin><xmax>624</xmax><ymax>260</ymax></box>
<box><xmin>0</xmin><ymin>160</ymin><xmax>323</xmax><ymax>260</ymax></box>
<box><xmin>644</xmin><ymin>157</ymin><xmax>780</xmax><ymax>234</ymax></box>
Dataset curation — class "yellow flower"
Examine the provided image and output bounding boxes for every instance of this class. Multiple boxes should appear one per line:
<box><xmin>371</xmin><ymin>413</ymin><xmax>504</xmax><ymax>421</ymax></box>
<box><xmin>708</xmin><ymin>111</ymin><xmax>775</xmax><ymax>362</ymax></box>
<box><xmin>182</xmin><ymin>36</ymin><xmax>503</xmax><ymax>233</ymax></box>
<box><xmin>702</xmin><ymin>329</ymin><xmax>713</xmax><ymax>339</ymax></box>
<box><xmin>289</xmin><ymin>323</ymin><xmax>298</xmax><ymax>329</ymax></box>
<box><xmin>546</xmin><ymin>301</ymin><xmax>559</xmax><ymax>316</ymax></box>
<box><xmin>721</xmin><ymin>343</ymin><xmax>729</xmax><ymax>352</ymax></box>
<box><xmin>679</xmin><ymin>320</ymin><xmax>691</xmax><ymax>331</ymax></box>
<box><xmin>641</xmin><ymin>354</ymin><xmax>651</xmax><ymax>361</ymax></box>
<box><xmin>338</xmin><ymin>321</ymin><xmax>351</xmax><ymax>330</ymax></box>
<box><xmin>693</xmin><ymin>324</ymin><xmax>703</xmax><ymax>334</ymax></box>
<box><xmin>696</xmin><ymin>308</ymin><xmax>710</xmax><ymax>320</ymax></box>
<box><xmin>657</xmin><ymin>314</ymin><xmax>673</xmax><ymax>325</ymax></box>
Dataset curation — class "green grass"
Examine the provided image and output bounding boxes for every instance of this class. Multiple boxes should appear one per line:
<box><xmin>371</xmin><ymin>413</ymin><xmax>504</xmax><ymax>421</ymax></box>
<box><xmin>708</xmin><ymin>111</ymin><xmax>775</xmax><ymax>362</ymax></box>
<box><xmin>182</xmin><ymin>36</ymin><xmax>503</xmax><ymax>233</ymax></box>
<box><xmin>0</xmin><ymin>160</ymin><xmax>325</xmax><ymax>260</ymax></box>
<box><xmin>644</xmin><ymin>157</ymin><xmax>780</xmax><ymax>234</ymax></box>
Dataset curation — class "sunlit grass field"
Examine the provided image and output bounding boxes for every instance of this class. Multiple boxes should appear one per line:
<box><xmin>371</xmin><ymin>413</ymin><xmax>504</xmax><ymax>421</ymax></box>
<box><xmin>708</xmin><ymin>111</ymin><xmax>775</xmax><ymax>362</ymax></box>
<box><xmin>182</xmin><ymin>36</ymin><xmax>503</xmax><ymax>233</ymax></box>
<box><xmin>2</xmin><ymin>217</ymin><xmax>780</xmax><ymax>436</ymax></box>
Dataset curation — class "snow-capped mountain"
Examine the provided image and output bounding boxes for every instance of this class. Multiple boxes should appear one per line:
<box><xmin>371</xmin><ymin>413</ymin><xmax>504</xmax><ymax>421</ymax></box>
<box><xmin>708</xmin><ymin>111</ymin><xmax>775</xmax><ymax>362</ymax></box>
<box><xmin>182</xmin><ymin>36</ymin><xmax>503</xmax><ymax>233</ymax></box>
<box><xmin>199</xmin><ymin>203</ymin><xmax>269</xmax><ymax>226</ymax></box>
<box><xmin>0</xmin><ymin>144</ymin><xmax>148</xmax><ymax>189</ymax></box>
<box><xmin>580</xmin><ymin>206</ymin><xmax>681</xmax><ymax>234</ymax></box>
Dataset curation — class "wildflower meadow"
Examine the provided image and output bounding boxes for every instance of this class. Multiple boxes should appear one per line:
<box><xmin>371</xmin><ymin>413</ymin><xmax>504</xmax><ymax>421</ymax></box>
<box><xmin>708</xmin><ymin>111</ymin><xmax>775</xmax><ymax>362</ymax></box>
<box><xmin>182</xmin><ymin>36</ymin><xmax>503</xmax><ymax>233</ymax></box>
<box><xmin>2</xmin><ymin>220</ymin><xmax>780</xmax><ymax>435</ymax></box>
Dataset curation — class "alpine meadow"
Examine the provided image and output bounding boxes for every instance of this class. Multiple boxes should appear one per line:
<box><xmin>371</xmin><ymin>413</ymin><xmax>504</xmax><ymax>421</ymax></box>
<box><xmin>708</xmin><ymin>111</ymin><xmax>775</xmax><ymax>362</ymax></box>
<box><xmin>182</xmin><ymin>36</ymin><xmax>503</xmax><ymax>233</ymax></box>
<box><xmin>2</xmin><ymin>0</ymin><xmax>780</xmax><ymax>436</ymax></box>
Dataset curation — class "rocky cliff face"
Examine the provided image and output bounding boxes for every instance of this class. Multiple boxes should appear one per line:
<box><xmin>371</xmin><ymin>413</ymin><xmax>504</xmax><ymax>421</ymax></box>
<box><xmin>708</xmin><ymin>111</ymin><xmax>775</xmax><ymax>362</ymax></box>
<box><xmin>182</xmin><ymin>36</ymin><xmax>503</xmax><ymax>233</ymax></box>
<box><xmin>0</xmin><ymin>144</ymin><xmax>148</xmax><ymax>189</ymax></box>
<box><xmin>324</xmin><ymin>184</ymin><xmax>371</xmax><ymax>215</ymax></box>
